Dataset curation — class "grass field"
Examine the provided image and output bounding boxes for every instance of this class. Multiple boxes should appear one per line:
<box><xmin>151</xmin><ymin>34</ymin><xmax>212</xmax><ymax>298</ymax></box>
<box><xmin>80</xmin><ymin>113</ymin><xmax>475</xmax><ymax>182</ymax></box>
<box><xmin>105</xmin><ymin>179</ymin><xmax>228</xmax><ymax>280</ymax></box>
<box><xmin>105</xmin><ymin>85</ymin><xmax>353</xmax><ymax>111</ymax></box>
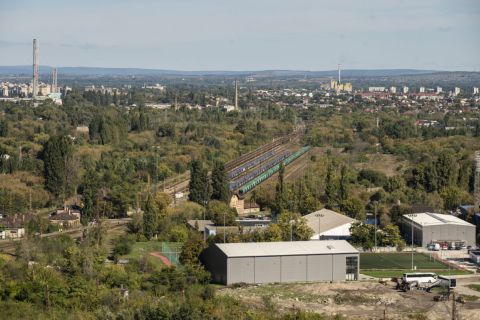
<box><xmin>360</xmin><ymin>252</ymin><xmax>472</xmax><ymax>278</ymax></box>
<box><xmin>360</xmin><ymin>253</ymin><xmax>448</xmax><ymax>269</ymax></box>
<box><xmin>121</xmin><ymin>241</ymin><xmax>167</xmax><ymax>269</ymax></box>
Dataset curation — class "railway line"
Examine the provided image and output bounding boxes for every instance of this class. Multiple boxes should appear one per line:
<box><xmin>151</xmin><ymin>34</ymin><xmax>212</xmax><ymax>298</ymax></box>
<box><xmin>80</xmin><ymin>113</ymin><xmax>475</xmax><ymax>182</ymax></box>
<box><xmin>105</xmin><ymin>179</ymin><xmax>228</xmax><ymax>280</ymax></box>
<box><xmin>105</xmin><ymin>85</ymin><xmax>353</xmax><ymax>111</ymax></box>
<box><xmin>162</xmin><ymin>132</ymin><xmax>298</xmax><ymax>196</ymax></box>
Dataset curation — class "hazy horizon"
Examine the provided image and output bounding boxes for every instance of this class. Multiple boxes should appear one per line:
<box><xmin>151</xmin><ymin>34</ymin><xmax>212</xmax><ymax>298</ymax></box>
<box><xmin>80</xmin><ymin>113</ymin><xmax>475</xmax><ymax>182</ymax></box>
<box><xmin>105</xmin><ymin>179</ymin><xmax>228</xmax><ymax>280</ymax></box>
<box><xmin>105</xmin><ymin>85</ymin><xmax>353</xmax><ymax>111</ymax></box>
<box><xmin>1</xmin><ymin>0</ymin><xmax>479</xmax><ymax>71</ymax></box>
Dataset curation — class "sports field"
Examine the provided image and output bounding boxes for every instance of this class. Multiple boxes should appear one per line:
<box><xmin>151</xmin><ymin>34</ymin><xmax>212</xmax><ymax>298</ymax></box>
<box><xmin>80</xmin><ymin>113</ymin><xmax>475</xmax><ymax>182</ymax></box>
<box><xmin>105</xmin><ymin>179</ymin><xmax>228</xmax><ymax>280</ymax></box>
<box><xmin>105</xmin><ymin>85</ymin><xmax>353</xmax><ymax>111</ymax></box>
<box><xmin>360</xmin><ymin>252</ymin><xmax>448</xmax><ymax>269</ymax></box>
<box><xmin>360</xmin><ymin>252</ymin><xmax>471</xmax><ymax>278</ymax></box>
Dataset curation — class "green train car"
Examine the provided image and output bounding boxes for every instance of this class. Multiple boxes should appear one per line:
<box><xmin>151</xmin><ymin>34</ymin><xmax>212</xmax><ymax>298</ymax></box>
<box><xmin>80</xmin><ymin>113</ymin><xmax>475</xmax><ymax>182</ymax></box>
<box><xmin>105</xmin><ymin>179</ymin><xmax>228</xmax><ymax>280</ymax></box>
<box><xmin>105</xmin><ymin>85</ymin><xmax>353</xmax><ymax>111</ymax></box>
<box><xmin>238</xmin><ymin>146</ymin><xmax>311</xmax><ymax>195</ymax></box>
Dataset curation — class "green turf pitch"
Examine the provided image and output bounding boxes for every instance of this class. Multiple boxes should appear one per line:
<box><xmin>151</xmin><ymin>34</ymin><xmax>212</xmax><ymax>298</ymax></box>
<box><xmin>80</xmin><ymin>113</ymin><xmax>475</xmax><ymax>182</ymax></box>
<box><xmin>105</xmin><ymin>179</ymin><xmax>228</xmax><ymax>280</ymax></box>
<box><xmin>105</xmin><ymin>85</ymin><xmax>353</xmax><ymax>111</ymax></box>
<box><xmin>360</xmin><ymin>252</ymin><xmax>449</xmax><ymax>270</ymax></box>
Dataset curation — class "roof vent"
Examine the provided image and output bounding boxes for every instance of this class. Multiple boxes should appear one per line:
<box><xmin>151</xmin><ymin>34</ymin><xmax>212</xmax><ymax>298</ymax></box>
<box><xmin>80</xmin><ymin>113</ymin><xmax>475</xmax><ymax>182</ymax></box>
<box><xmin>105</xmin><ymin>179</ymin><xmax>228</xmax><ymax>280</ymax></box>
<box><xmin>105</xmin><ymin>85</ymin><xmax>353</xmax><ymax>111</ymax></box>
<box><xmin>327</xmin><ymin>245</ymin><xmax>335</xmax><ymax>250</ymax></box>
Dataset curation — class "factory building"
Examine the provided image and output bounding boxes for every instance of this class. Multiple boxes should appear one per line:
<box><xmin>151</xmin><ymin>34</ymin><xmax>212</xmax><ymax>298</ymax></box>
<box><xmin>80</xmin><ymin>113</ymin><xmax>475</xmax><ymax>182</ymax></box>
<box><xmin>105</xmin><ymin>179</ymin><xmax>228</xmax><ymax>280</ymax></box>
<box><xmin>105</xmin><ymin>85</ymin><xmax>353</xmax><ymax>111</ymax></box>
<box><xmin>201</xmin><ymin>240</ymin><xmax>359</xmax><ymax>285</ymax></box>
<box><xmin>401</xmin><ymin>213</ymin><xmax>476</xmax><ymax>247</ymax></box>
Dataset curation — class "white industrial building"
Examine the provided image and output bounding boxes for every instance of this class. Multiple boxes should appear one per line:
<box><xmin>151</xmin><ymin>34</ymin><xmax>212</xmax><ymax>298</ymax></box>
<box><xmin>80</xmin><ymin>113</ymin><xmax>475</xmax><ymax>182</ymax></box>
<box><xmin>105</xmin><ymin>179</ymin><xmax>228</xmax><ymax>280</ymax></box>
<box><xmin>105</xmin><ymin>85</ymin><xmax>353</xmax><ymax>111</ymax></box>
<box><xmin>201</xmin><ymin>240</ymin><xmax>359</xmax><ymax>285</ymax></box>
<box><xmin>401</xmin><ymin>213</ymin><xmax>476</xmax><ymax>247</ymax></box>
<box><xmin>304</xmin><ymin>208</ymin><xmax>357</xmax><ymax>240</ymax></box>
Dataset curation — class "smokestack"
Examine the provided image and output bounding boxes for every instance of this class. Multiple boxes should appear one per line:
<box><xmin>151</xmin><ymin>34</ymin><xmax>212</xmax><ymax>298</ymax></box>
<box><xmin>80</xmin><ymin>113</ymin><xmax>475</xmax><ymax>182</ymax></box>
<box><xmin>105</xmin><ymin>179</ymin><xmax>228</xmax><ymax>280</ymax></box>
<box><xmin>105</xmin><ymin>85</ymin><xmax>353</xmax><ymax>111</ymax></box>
<box><xmin>52</xmin><ymin>68</ymin><xmax>58</xmax><ymax>93</ymax></box>
<box><xmin>337</xmin><ymin>64</ymin><xmax>341</xmax><ymax>84</ymax></box>
<box><xmin>33</xmin><ymin>39</ymin><xmax>38</xmax><ymax>99</ymax></box>
<box><xmin>234</xmin><ymin>80</ymin><xmax>238</xmax><ymax>110</ymax></box>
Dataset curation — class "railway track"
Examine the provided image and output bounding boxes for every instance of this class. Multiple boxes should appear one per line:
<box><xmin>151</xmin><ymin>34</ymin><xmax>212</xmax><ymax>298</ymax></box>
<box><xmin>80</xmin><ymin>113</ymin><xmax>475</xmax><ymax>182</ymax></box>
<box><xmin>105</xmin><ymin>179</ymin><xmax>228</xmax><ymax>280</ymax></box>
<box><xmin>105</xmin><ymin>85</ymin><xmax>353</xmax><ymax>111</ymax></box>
<box><xmin>162</xmin><ymin>132</ymin><xmax>299</xmax><ymax>196</ymax></box>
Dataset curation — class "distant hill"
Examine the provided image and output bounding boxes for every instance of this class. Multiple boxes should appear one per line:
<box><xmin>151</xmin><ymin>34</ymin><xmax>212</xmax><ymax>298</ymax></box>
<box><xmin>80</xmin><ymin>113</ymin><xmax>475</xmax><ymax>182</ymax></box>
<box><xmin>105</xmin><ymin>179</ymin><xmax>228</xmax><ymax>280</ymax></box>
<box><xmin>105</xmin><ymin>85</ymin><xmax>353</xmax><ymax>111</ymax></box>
<box><xmin>0</xmin><ymin>65</ymin><xmax>441</xmax><ymax>77</ymax></box>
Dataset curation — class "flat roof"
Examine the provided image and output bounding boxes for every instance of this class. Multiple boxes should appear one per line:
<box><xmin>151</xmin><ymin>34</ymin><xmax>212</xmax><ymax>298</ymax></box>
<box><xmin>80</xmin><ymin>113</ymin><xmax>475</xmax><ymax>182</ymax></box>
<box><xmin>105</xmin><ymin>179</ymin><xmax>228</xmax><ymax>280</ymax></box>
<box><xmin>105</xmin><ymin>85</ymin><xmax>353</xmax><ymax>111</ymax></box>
<box><xmin>402</xmin><ymin>213</ymin><xmax>474</xmax><ymax>227</ymax></box>
<box><xmin>215</xmin><ymin>240</ymin><xmax>358</xmax><ymax>258</ymax></box>
<box><xmin>303</xmin><ymin>208</ymin><xmax>357</xmax><ymax>235</ymax></box>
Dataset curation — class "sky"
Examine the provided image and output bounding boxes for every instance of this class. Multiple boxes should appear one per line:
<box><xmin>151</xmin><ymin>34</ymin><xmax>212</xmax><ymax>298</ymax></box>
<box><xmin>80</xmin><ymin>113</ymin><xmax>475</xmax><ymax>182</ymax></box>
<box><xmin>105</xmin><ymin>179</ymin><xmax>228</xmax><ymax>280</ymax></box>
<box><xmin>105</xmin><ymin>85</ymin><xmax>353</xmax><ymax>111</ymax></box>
<box><xmin>0</xmin><ymin>0</ymin><xmax>479</xmax><ymax>71</ymax></box>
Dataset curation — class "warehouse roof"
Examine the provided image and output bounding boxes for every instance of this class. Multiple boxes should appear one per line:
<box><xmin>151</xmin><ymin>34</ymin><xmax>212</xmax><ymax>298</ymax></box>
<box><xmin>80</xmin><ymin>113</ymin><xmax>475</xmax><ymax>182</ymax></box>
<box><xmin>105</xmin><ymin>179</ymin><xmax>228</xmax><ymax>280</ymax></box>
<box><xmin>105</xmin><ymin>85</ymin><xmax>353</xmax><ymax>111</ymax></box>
<box><xmin>303</xmin><ymin>208</ymin><xmax>357</xmax><ymax>235</ymax></box>
<box><xmin>215</xmin><ymin>240</ymin><xmax>358</xmax><ymax>258</ymax></box>
<box><xmin>402</xmin><ymin>213</ymin><xmax>474</xmax><ymax>227</ymax></box>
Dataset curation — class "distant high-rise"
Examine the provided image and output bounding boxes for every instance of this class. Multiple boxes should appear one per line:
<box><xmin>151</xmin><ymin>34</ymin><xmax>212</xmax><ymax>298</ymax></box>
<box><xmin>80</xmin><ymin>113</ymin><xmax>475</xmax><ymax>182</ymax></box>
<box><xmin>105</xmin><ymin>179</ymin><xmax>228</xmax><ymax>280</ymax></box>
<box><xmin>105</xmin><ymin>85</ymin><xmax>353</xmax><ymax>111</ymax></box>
<box><xmin>436</xmin><ymin>86</ymin><xmax>443</xmax><ymax>94</ymax></box>
<box><xmin>419</xmin><ymin>86</ymin><xmax>425</xmax><ymax>93</ymax></box>
<box><xmin>474</xmin><ymin>87</ymin><xmax>479</xmax><ymax>95</ymax></box>
<box><xmin>32</xmin><ymin>39</ymin><xmax>38</xmax><ymax>99</ymax></box>
<box><xmin>403</xmin><ymin>86</ymin><xmax>409</xmax><ymax>94</ymax></box>
<box><xmin>454</xmin><ymin>87</ymin><xmax>461</xmax><ymax>96</ymax></box>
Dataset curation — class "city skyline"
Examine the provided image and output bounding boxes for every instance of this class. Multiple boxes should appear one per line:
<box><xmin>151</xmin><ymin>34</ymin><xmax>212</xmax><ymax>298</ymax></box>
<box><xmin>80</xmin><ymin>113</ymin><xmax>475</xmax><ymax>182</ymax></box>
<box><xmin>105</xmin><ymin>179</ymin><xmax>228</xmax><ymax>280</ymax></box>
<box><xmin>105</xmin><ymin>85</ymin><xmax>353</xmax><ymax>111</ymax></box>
<box><xmin>0</xmin><ymin>0</ymin><xmax>479</xmax><ymax>71</ymax></box>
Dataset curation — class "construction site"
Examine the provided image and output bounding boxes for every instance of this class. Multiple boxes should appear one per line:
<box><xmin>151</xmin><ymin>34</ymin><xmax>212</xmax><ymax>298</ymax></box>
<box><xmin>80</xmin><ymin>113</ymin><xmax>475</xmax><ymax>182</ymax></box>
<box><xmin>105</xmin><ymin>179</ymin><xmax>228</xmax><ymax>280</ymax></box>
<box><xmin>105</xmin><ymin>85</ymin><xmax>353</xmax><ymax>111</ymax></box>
<box><xmin>219</xmin><ymin>275</ymin><xmax>480</xmax><ymax>320</ymax></box>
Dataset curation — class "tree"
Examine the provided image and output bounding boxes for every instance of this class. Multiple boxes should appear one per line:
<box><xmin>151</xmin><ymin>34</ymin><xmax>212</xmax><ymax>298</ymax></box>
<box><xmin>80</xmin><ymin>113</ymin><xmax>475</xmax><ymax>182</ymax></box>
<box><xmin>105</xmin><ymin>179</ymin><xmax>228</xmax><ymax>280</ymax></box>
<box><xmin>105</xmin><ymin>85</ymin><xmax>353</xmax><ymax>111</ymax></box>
<box><xmin>379</xmin><ymin>224</ymin><xmax>404</xmax><ymax>248</ymax></box>
<box><xmin>350</xmin><ymin>222</ymin><xmax>374</xmax><ymax>250</ymax></box>
<box><xmin>42</xmin><ymin>135</ymin><xmax>74</xmax><ymax>198</ymax></box>
<box><xmin>206</xmin><ymin>200</ymin><xmax>237</xmax><ymax>226</ymax></box>
<box><xmin>277</xmin><ymin>211</ymin><xmax>314</xmax><ymax>241</ymax></box>
<box><xmin>340</xmin><ymin>197</ymin><xmax>365</xmax><ymax>220</ymax></box>
<box><xmin>339</xmin><ymin>165</ymin><xmax>349</xmax><ymax>201</ymax></box>
<box><xmin>440</xmin><ymin>186</ymin><xmax>472</xmax><ymax>211</ymax></box>
<box><xmin>325</xmin><ymin>163</ymin><xmax>338</xmax><ymax>207</ymax></box>
<box><xmin>263</xmin><ymin>224</ymin><xmax>283</xmax><ymax>242</ymax></box>
<box><xmin>435</xmin><ymin>152</ymin><xmax>458</xmax><ymax>190</ymax></box>
<box><xmin>0</xmin><ymin>119</ymin><xmax>9</xmax><ymax>137</ymax></box>
<box><xmin>211</xmin><ymin>161</ymin><xmax>229</xmax><ymax>203</ymax></box>
<box><xmin>80</xmin><ymin>169</ymin><xmax>100</xmax><ymax>224</ymax></box>
<box><xmin>188</xmin><ymin>160</ymin><xmax>210</xmax><ymax>206</ymax></box>
<box><xmin>179</xmin><ymin>237</ymin><xmax>206</xmax><ymax>267</ymax></box>
<box><xmin>143</xmin><ymin>194</ymin><xmax>159</xmax><ymax>240</ymax></box>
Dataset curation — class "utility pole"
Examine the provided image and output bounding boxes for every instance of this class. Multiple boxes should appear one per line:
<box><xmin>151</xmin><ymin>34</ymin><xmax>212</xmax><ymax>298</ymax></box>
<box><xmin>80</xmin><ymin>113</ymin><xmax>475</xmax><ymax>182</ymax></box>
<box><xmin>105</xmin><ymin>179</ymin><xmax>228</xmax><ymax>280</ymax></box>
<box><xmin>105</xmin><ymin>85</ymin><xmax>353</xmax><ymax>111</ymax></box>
<box><xmin>374</xmin><ymin>201</ymin><xmax>378</xmax><ymax>252</ymax></box>
<box><xmin>223</xmin><ymin>211</ymin><xmax>226</xmax><ymax>243</ymax></box>
<box><xmin>451</xmin><ymin>291</ymin><xmax>457</xmax><ymax>320</ymax></box>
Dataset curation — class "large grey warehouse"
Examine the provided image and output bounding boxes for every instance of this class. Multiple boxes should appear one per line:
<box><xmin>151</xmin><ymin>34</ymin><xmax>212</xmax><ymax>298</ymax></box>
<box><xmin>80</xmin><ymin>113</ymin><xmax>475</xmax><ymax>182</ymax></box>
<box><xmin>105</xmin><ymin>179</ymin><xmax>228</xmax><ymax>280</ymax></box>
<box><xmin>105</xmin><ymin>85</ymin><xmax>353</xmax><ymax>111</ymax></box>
<box><xmin>401</xmin><ymin>213</ymin><xmax>476</xmax><ymax>247</ymax></box>
<box><xmin>201</xmin><ymin>240</ymin><xmax>359</xmax><ymax>285</ymax></box>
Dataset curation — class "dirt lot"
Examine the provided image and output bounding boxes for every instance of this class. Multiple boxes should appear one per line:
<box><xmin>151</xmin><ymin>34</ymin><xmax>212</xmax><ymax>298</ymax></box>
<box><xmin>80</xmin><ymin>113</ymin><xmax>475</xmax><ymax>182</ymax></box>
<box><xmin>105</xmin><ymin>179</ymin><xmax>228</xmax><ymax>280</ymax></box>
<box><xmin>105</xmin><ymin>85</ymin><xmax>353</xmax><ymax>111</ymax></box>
<box><xmin>218</xmin><ymin>277</ymin><xmax>480</xmax><ymax>319</ymax></box>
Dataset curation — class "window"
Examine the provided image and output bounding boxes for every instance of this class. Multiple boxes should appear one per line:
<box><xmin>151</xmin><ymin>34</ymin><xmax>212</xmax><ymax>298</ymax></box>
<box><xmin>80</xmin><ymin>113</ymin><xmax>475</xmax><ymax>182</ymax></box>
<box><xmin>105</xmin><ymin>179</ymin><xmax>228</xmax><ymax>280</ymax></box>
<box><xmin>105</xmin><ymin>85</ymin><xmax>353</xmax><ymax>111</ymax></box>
<box><xmin>346</xmin><ymin>256</ymin><xmax>358</xmax><ymax>281</ymax></box>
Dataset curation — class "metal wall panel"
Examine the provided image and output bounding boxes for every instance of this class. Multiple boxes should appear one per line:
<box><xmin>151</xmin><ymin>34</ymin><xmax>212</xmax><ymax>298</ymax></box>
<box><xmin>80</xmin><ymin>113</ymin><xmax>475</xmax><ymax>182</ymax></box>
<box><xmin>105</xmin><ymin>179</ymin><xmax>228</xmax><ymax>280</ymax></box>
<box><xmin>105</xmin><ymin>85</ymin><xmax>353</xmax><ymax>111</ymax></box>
<box><xmin>254</xmin><ymin>256</ymin><xmax>281</xmax><ymax>283</ymax></box>
<box><xmin>280</xmin><ymin>255</ymin><xmax>307</xmax><ymax>282</ymax></box>
<box><xmin>332</xmin><ymin>254</ymin><xmax>346</xmax><ymax>281</ymax></box>
<box><xmin>306</xmin><ymin>255</ymin><xmax>333</xmax><ymax>281</ymax></box>
<box><xmin>227</xmin><ymin>257</ymin><xmax>254</xmax><ymax>285</ymax></box>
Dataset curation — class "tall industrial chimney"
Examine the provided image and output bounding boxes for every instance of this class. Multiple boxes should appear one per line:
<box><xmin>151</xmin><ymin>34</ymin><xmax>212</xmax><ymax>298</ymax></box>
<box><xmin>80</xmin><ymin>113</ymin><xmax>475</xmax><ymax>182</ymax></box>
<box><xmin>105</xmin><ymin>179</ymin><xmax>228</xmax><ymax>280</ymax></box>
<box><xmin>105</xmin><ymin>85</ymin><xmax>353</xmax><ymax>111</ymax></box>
<box><xmin>337</xmin><ymin>64</ymin><xmax>341</xmax><ymax>84</ymax></box>
<box><xmin>52</xmin><ymin>68</ymin><xmax>58</xmax><ymax>93</ymax></box>
<box><xmin>234</xmin><ymin>80</ymin><xmax>238</xmax><ymax>110</ymax></box>
<box><xmin>32</xmin><ymin>39</ymin><xmax>38</xmax><ymax>99</ymax></box>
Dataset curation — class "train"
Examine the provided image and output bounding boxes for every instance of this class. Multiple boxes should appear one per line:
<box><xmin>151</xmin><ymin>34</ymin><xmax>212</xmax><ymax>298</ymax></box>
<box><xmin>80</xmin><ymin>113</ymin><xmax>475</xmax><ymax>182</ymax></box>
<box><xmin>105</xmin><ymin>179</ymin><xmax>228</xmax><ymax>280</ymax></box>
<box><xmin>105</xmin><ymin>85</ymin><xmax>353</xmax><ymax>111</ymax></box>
<box><xmin>237</xmin><ymin>146</ymin><xmax>311</xmax><ymax>195</ymax></box>
<box><xmin>229</xmin><ymin>151</ymin><xmax>291</xmax><ymax>191</ymax></box>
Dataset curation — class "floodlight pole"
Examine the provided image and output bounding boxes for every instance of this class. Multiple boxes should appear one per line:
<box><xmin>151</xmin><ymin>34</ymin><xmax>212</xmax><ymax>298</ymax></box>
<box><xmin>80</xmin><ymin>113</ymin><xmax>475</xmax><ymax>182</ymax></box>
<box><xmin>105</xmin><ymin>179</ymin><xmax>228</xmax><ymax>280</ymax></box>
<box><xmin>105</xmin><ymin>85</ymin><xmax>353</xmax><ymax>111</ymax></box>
<box><xmin>410</xmin><ymin>214</ymin><xmax>417</xmax><ymax>270</ymax></box>
<box><xmin>315</xmin><ymin>213</ymin><xmax>324</xmax><ymax>240</ymax></box>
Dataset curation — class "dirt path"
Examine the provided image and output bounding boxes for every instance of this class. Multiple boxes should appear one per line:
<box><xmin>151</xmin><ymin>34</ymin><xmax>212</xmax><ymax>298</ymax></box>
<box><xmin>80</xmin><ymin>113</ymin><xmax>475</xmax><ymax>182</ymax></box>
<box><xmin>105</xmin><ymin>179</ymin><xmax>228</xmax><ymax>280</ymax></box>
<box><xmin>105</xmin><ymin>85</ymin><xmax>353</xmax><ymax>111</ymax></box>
<box><xmin>149</xmin><ymin>251</ymin><xmax>172</xmax><ymax>267</ymax></box>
